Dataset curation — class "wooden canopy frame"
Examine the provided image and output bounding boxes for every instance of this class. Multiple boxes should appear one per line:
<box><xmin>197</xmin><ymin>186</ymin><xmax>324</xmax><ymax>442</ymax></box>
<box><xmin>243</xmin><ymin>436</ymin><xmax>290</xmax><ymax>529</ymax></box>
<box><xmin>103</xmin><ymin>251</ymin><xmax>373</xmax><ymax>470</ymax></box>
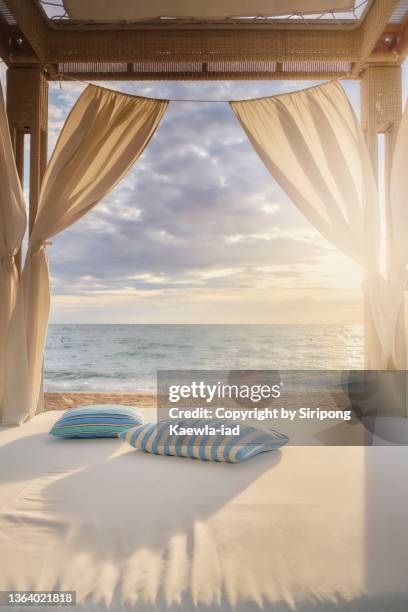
<box><xmin>0</xmin><ymin>0</ymin><xmax>407</xmax><ymax>406</ymax></box>
<box><xmin>0</xmin><ymin>0</ymin><xmax>407</xmax><ymax>81</ymax></box>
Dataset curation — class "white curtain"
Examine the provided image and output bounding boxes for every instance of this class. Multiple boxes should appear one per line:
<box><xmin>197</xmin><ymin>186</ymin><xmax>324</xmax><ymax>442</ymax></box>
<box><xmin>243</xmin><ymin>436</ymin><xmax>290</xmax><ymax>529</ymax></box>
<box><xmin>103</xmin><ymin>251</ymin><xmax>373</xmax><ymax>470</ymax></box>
<box><xmin>2</xmin><ymin>86</ymin><xmax>168</xmax><ymax>425</ymax></box>
<box><xmin>231</xmin><ymin>81</ymin><xmax>397</xmax><ymax>369</ymax></box>
<box><xmin>387</xmin><ymin>101</ymin><xmax>408</xmax><ymax>367</ymax></box>
<box><xmin>0</xmin><ymin>82</ymin><xmax>26</xmax><ymax>417</ymax></box>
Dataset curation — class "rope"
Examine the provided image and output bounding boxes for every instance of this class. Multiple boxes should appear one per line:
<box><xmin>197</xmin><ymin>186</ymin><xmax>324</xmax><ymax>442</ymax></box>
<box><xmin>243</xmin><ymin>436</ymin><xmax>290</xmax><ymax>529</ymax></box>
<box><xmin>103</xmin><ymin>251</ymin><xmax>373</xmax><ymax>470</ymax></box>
<box><xmin>40</xmin><ymin>0</ymin><xmax>369</xmax><ymax>24</ymax></box>
<box><xmin>57</xmin><ymin>73</ymin><xmax>336</xmax><ymax>103</ymax></box>
<box><xmin>57</xmin><ymin>74</ymin><xmax>234</xmax><ymax>102</ymax></box>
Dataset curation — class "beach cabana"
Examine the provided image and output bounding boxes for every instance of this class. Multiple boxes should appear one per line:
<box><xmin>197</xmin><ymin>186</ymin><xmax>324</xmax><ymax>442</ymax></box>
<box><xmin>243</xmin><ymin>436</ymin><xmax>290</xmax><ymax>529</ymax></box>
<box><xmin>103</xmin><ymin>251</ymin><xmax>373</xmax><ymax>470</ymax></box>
<box><xmin>1</xmin><ymin>4</ymin><xmax>408</xmax><ymax>611</ymax></box>
<box><xmin>0</xmin><ymin>0</ymin><xmax>407</xmax><ymax>419</ymax></box>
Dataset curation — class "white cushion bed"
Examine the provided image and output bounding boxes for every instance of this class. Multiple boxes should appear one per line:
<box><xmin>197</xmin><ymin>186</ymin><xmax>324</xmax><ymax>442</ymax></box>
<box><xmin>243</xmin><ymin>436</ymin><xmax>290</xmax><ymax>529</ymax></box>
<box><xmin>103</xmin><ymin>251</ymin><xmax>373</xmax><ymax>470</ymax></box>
<box><xmin>0</xmin><ymin>411</ymin><xmax>407</xmax><ymax>612</ymax></box>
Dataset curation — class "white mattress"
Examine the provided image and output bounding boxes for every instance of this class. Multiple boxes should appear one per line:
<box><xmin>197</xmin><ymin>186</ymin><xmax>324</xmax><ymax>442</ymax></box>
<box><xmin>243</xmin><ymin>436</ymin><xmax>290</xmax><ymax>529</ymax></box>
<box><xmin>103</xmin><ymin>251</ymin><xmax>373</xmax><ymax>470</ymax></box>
<box><xmin>0</xmin><ymin>411</ymin><xmax>407</xmax><ymax>611</ymax></box>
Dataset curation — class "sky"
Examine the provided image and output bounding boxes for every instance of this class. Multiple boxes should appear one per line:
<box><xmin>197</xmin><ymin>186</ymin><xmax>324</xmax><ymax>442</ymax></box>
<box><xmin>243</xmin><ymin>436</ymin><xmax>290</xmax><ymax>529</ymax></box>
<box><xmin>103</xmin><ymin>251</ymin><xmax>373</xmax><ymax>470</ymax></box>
<box><xmin>1</xmin><ymin>64</ymin><xmax>407</xmax><ymax>324</ymax></box>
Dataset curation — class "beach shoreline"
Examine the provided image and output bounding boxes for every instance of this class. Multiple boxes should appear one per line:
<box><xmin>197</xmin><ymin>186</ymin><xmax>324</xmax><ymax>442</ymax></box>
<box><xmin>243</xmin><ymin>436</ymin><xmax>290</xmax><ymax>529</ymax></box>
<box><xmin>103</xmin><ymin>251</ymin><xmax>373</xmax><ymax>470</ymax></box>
<box><xmin>44</xmin><ymin>388</ymin><xmax>350</xmax><ymax>412</ymax></box>
<box><xmin>44</xmin><ymin>391</ymin><xmax>156</xmax><ymax>411</ymax></box>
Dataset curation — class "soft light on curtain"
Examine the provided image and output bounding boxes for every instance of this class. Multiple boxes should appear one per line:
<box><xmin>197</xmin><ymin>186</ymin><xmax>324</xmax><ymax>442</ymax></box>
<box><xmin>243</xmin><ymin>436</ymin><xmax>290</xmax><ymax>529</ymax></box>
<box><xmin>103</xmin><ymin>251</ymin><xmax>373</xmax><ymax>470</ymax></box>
<box><xmin>231</xmin><ymin>81</ymin><xmax>399</xmax><ymax>369</ymax></box>
<box><xmin>387</xmin><ymin>101</ymin><xmax>408</xmax><ymax>367</ymax></box>
<box><xmin>2</xmin><ymin>86</ymin><xmax>168</xmax><ymax>425</ymax></box>
<box><xmin>0</xmin><ymin>82</ymin><xmax>26</xmax><ymax>418</ymax></box>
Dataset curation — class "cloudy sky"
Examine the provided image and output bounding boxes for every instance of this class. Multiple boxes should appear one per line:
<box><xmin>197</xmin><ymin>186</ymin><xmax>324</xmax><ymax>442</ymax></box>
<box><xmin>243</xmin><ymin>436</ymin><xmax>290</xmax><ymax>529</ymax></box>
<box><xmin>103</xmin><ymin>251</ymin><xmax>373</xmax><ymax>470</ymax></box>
<box><xmin>1</xmin><ymin>64</ymin><xmax>407</xmax><ymax>324</ymax></box>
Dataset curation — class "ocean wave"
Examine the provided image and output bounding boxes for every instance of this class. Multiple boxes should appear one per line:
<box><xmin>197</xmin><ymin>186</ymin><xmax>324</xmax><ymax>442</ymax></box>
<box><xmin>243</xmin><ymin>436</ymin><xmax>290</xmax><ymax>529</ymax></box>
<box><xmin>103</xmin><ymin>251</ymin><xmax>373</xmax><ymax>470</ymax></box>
<box><xmin>44</xmin><ymin>324</ymin><xmax>364</xmax><ymax>392</ymax></box>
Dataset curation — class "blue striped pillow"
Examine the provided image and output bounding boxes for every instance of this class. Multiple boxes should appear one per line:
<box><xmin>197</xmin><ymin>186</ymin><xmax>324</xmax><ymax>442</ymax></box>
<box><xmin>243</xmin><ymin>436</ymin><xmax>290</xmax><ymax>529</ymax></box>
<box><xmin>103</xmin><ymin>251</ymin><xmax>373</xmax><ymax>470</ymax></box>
<box><xmin>49</xmin><ymin>405</ymin><xmax>143</xmax><ymax>438</ymax></box>
<box><xmin>119</xmin><ymin>419</ymin><xmax>288</xmax><ymax>462</ymax></box>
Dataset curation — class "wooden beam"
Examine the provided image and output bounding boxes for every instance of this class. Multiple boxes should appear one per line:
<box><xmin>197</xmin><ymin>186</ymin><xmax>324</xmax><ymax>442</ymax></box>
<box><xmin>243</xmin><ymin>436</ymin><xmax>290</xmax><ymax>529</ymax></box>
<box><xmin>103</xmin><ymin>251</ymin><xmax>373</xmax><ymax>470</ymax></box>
<box><xmin>360</xmin><ymin>0</ymin><xmax>401</xmax><ymax>59</ymax></box>
<box><xmin>53</xmin><ymin>70</ymin><xmax>355</xmax><ymax>81</ymax></box>
<box><xmin>1</xmin><ymin>0</ymin><xmax>407</xmax><ymax>76</ymax></box>
<box><xmin>7</xmin><ymin>67</ymin><xmax>48</xmax><ymax>230</ymax></box>
<box><xmin>2</xmin><ymin>0</ymin><xmax>362</xmax><ymax>64</ymax></box>
<box><xmin>2</xmin><ymin>0</ymin><xmax>48</xmax><ymax>61</ymax></box>
<box><xmin>46</xmin><ymin>28</ymin><xmax>360</xmax><ymax>64</ymax></box>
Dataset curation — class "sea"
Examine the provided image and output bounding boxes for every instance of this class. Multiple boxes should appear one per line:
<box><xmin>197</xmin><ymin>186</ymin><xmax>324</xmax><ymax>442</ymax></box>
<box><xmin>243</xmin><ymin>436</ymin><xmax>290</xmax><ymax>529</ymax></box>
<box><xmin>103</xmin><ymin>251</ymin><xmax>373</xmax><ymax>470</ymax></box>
<box><xmin>44</xmin><ymin>324</ymin><xmax>364</xmax><ymax>392</ymax></box>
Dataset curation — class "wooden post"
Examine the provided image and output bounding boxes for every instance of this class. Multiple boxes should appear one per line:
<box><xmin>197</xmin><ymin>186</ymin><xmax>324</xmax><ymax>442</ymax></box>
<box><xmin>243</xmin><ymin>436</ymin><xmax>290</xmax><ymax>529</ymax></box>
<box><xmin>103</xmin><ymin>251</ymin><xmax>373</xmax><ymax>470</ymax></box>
<box><xmin>6</xmin><ymin>76</ymin><xmax>25</xmax><ymax>275</ymax></box>
<box><xmin>9</xmin><ymin>130</ymin><xmax>25</xmax><ymax>274</ymax></box>
<box><xmin>360</xmin><ymin>65</ymin><xmax>404</xmax><ymax>370</ymax></box>
<box><xmin>6</xmin><ymin>66</ymin><xmax>49</xmax><ymax>411</ymax></box>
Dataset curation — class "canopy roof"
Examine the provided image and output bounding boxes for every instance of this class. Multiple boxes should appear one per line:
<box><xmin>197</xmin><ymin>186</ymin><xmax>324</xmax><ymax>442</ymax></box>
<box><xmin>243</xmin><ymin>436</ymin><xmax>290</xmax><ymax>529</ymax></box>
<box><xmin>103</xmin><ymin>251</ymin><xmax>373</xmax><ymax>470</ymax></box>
<box><xmin>62</xmin><ymin>0</ymin><xmax>355</xmax><ymax>22</ymax></box>
<box><xmin>0</xmin><ymin>0</ymin><xmax>407</xmax><ymax>81</ymax></box>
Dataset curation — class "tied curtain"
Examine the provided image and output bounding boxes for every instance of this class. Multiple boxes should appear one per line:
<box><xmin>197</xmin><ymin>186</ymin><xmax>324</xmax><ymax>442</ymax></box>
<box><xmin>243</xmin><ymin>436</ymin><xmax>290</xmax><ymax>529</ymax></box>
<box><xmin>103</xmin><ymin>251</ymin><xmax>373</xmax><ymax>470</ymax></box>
<box><xmin>0</xmin><ymin>84</ymin><xmax>26</xmax><ymax>408</ymax></box>
<box><xmin>231</xmin><ymin>81</ymin><xmax>404</xmax><ymax>370</ymax></box>
<box><xmin>1</xmin><ymin>86</ymin><xmax>168</xmax><ymax>425</ymax></box>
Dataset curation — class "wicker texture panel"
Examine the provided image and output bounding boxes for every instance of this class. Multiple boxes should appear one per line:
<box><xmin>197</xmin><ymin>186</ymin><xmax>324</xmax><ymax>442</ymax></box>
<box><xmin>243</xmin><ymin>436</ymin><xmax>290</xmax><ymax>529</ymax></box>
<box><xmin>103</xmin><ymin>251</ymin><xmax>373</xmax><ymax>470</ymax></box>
<box><xmin>281</xmin><ymin>60</ymin><xmax>351</xmax><ymax>72</ymax></box>
<box><xmin>6</xmin><ymin>67</ymin><xmax>47</xmax><ymax>131</ymax></box>
<box><xmin>361</xmin><ymin>64</ymin><xmax>402</xmax><ymax>133</ymax></box>
<box><xmin>57</xmin><ymin>57</ymin><xmax>352</xmax><ymax>79</ymax></box>
<box><xmin>48</xmin><ymin>28</ymin><xmax>360</xmax><ymax>64</ymax></box>
<box><xmin>2</xmin><ymin>0</ymin><xmax>47</xmax><ymax>59</ymax></box>
<box><xmin>55</xmin><ymin>70</ymin><xmax>353</xmax><ymax>80</ymax></box>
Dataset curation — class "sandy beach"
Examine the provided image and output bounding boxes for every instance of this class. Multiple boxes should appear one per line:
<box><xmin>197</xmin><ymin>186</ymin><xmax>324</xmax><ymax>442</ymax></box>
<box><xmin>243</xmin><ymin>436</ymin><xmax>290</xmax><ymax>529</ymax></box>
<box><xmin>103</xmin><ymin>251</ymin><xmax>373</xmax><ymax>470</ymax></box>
<box><xmin>44</xmin><ymin>389</ymin><xmax>350</xmax><ymax>412</ymax></box>
<box><xmin>44</xmin><ymin>392</ymin><xmax>156</xmax><ymax>411</ymax></box>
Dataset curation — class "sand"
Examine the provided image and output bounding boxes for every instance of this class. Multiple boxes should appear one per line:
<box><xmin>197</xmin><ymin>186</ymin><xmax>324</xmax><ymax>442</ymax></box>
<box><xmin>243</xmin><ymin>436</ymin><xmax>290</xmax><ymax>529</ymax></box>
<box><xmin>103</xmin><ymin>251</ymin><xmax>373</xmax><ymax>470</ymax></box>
<box><xmin>45</xmin><ymin>389</ymin><xmax>350</xmax><ymax>412</ymax></box>
<box><xmin>44</xmin><ymin>392</ymin><xmax>156</xmax><ymax>411</ymax></box>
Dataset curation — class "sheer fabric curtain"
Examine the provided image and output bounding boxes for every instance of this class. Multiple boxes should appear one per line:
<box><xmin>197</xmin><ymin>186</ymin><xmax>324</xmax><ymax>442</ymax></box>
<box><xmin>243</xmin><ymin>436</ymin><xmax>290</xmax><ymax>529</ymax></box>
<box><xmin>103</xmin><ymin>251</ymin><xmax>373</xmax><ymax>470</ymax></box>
<box><xmin>231</xmin><ymin>81</ymin><xmax>393</xmax><ymax>369</ymax></box>
<box><xmin>388</xmin><ymin>101</ymin><xmax>408</xmax><ymax>368</ymax></box>
<box><xmin>0</xmin><ymin>82</ymin><xmax>26</xmax><ymax>417</ymax></box>
<box><xmin>2</xmin><ymin>86</ymin><xmax>168</xmax><ymax>425</ymax></box>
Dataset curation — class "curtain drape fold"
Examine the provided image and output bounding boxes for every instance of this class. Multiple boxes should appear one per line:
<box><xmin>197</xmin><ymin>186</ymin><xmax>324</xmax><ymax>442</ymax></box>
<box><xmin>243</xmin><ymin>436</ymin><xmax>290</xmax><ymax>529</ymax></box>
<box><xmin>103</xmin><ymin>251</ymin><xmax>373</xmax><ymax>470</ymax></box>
<box><xmin>0</xmin><ymin>82</ymin><xmax>26</xmax><ymax>418</ymax></box>
<box><xmin>2</xmin><ymin>86</ymin><xmax>167</xmax><ymax>425</ymax></box>
<box><xmin>386</xmin><ymin>99</ymin><xmax>408</xmax><ymax>369</ymax></box>
<box><xmin>2</xmin><ymin>79</ymin><xmax>407</xmax><ymax>426</ymax></box>
<box><xmin>231</xmin><ymin>81</ymin><xmax>399</xmax><ymax>369</ymax></box>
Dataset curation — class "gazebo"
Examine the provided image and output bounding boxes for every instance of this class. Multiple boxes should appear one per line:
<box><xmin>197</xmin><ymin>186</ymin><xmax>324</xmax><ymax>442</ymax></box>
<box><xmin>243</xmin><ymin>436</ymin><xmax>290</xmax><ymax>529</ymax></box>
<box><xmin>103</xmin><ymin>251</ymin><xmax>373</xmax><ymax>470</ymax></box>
<box><xmin>0</xmin><ymin>0</ymin><xmax>407</xmax><ymax>418</ymax></box>
<box><xmin>2</xmin><ymin>6</ymin><xmax>408</xmax><ymax>609</ymax></box>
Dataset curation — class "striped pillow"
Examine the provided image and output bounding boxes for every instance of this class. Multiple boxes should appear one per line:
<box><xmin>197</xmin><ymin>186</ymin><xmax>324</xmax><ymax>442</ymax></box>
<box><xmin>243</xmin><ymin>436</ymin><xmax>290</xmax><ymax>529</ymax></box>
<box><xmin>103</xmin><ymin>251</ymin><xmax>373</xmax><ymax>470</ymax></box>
<box><xmin>120</xmin><ymin>419</ymin><xmax>288</xmax><ymax>462</ymax></box>
<box><xmin>49</xmin><ymin>405</ymin><xmax>143</xmax><ymax>438</ymax></box>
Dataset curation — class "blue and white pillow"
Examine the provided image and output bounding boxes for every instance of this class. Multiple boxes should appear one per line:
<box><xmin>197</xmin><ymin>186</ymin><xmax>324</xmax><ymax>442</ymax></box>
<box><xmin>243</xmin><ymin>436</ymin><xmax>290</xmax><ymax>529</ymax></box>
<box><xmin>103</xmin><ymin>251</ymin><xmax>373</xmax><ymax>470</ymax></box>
<box><xmin>120</xmin><ymin>419</ymin><xmax>288</xmax><ymax>462</ymax></box>
<box><xmin>50</xmin><ymin>405</ymin><xmax>143</xmax><ymax>438</ymax></box>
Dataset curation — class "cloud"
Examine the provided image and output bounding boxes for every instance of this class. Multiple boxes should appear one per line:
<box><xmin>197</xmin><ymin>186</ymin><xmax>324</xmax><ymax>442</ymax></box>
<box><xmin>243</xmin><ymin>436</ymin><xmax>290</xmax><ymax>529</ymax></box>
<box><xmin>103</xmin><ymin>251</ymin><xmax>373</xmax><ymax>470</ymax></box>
<box><xmin>0</xmin><ymin>74</ymin><xmax>366</xmax><ymax>322</ymax></box>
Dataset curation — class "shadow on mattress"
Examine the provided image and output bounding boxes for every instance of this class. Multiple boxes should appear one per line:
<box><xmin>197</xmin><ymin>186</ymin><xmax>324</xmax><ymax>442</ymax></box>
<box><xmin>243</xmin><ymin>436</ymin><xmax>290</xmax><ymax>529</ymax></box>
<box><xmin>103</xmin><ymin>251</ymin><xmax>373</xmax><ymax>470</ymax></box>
<box><xmin>0</xmin><ymin>446</ymin><xmax>283</xmax><ymax>607</ymax></box>
<box><xmin>2</xmin><ymin>434</ymin><xmax>408</xmax><ymax>611</ymax></box>
<box><xmin>0</xmin><ymin>432</ymin><xmax>120</xmax><ymax>484</ymax></box>
<box><xmin>44</xmin><ymin>448</ymin><xmax>282</xmax><ymax>554</ymax></box>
